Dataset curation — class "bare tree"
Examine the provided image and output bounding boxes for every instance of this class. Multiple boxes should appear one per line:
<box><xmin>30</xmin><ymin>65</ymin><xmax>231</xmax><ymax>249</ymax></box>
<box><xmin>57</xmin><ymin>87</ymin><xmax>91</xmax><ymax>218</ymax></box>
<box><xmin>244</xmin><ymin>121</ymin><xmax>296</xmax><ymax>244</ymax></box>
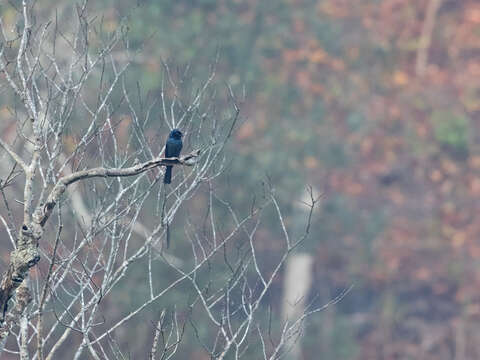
<box><xmin>0</xmin><ymin>2</ymin><xmax>345</xmax><ymax>358</ymax></box>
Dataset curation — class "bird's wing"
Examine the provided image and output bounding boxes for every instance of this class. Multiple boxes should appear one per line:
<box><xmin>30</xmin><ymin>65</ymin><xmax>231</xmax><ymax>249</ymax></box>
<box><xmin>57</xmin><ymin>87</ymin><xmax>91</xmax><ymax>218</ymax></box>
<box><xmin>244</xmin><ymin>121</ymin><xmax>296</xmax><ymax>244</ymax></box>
<box><xmin>165</xmin><ymin>138</ymin><xmax>182</xmax><ymax>158</ymax></box>
<box><xmin>165</xmin><ymin>139</ymin><xmax>173</xmax><ymax>157</ymax></box>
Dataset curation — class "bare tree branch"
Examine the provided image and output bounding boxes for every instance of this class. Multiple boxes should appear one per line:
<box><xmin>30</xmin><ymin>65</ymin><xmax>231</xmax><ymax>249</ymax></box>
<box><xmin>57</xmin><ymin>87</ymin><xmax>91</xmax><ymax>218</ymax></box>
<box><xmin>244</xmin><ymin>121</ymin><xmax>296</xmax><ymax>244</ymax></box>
<box><xmin>0</xmin><ymin>139</ymin><xmax>28</xmax><ymax>172</ymax></box>
<box><xmin>0</xmin><ymin>3</ymin><xmax>339</xmax><ymax>358</ymax></box>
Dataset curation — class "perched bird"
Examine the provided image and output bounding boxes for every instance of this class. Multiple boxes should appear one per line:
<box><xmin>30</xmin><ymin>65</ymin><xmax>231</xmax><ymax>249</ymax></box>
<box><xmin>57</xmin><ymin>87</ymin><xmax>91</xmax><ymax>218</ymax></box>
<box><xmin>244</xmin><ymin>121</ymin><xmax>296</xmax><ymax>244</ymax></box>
<box><xmin>163</xmin><ymin>129</ymin><xmax>183</xmax><ymax>184</ymax></box>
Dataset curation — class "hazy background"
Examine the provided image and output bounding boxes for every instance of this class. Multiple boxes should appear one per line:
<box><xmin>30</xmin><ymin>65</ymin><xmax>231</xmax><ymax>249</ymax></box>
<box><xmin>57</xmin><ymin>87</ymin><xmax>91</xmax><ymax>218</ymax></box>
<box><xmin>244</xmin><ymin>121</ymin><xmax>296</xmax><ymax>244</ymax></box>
<box><xmin>1</xmin><ymin>0</ymin><xmax>480</xmax><ymax>358</ymax></box>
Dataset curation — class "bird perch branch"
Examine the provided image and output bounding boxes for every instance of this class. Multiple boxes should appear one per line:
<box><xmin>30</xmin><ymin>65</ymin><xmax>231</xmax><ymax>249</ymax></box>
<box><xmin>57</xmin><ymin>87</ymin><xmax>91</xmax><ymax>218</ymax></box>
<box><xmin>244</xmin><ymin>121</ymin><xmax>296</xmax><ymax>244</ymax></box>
<box><xmin>39</xmin><ymin>149</ymin><xmax>200</xmax><ymax>226</ymax></box>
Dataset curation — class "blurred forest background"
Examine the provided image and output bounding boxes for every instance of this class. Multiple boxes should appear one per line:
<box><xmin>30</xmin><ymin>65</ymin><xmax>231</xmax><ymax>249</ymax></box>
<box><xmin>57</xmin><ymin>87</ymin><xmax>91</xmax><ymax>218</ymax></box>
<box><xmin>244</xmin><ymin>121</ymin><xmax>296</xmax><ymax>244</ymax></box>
<box><xmin>1</xmin><ymin>0</ymin><xmax>480</xmax><ymax>359</ymax></box>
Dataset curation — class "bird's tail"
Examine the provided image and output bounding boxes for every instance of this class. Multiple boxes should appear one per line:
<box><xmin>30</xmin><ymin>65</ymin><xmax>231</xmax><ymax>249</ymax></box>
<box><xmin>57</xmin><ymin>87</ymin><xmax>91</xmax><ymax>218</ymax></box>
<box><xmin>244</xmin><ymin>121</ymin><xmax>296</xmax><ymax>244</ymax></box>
<box><xmin>163</xmin><ymin>166</ymin><xmax>172</xmax><ymax>184</ymax></box>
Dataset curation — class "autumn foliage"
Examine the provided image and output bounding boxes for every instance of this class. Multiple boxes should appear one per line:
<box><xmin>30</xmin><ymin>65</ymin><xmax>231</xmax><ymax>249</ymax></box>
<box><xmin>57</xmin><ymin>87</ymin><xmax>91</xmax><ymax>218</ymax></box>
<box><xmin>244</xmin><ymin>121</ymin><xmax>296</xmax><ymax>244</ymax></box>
<box><xmin>232</xmin><ymin>0</ymin><xmax>480</xmax><ymax>358</ymax></box>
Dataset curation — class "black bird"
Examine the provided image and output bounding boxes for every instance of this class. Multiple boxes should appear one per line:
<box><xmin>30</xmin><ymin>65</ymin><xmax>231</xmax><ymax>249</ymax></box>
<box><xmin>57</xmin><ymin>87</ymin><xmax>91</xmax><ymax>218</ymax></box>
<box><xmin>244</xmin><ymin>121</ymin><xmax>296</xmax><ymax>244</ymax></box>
<box><xmin>163</xmin><ymin>129</ymin><xmax>183</xmax><ymax>184</ymax></box>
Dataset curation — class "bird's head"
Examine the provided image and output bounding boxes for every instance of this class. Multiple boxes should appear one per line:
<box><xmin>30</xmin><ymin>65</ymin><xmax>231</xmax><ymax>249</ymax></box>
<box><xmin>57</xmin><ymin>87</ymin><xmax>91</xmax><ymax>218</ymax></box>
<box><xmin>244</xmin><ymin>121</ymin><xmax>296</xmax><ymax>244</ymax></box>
<box><xmin>170</xmin><ymin>129</ymin><xmax>183</xmax><ymax>140</ymax></box>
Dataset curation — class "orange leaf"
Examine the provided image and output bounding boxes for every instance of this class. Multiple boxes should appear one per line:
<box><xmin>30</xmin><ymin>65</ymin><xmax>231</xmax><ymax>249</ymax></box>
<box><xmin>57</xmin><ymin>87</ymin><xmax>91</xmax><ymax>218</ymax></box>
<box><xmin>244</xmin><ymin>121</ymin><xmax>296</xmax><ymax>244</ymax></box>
<box><xmin>392</xmin><ymin>70</ymin><xmax>409</xmax><ymax>86</ymax></box>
